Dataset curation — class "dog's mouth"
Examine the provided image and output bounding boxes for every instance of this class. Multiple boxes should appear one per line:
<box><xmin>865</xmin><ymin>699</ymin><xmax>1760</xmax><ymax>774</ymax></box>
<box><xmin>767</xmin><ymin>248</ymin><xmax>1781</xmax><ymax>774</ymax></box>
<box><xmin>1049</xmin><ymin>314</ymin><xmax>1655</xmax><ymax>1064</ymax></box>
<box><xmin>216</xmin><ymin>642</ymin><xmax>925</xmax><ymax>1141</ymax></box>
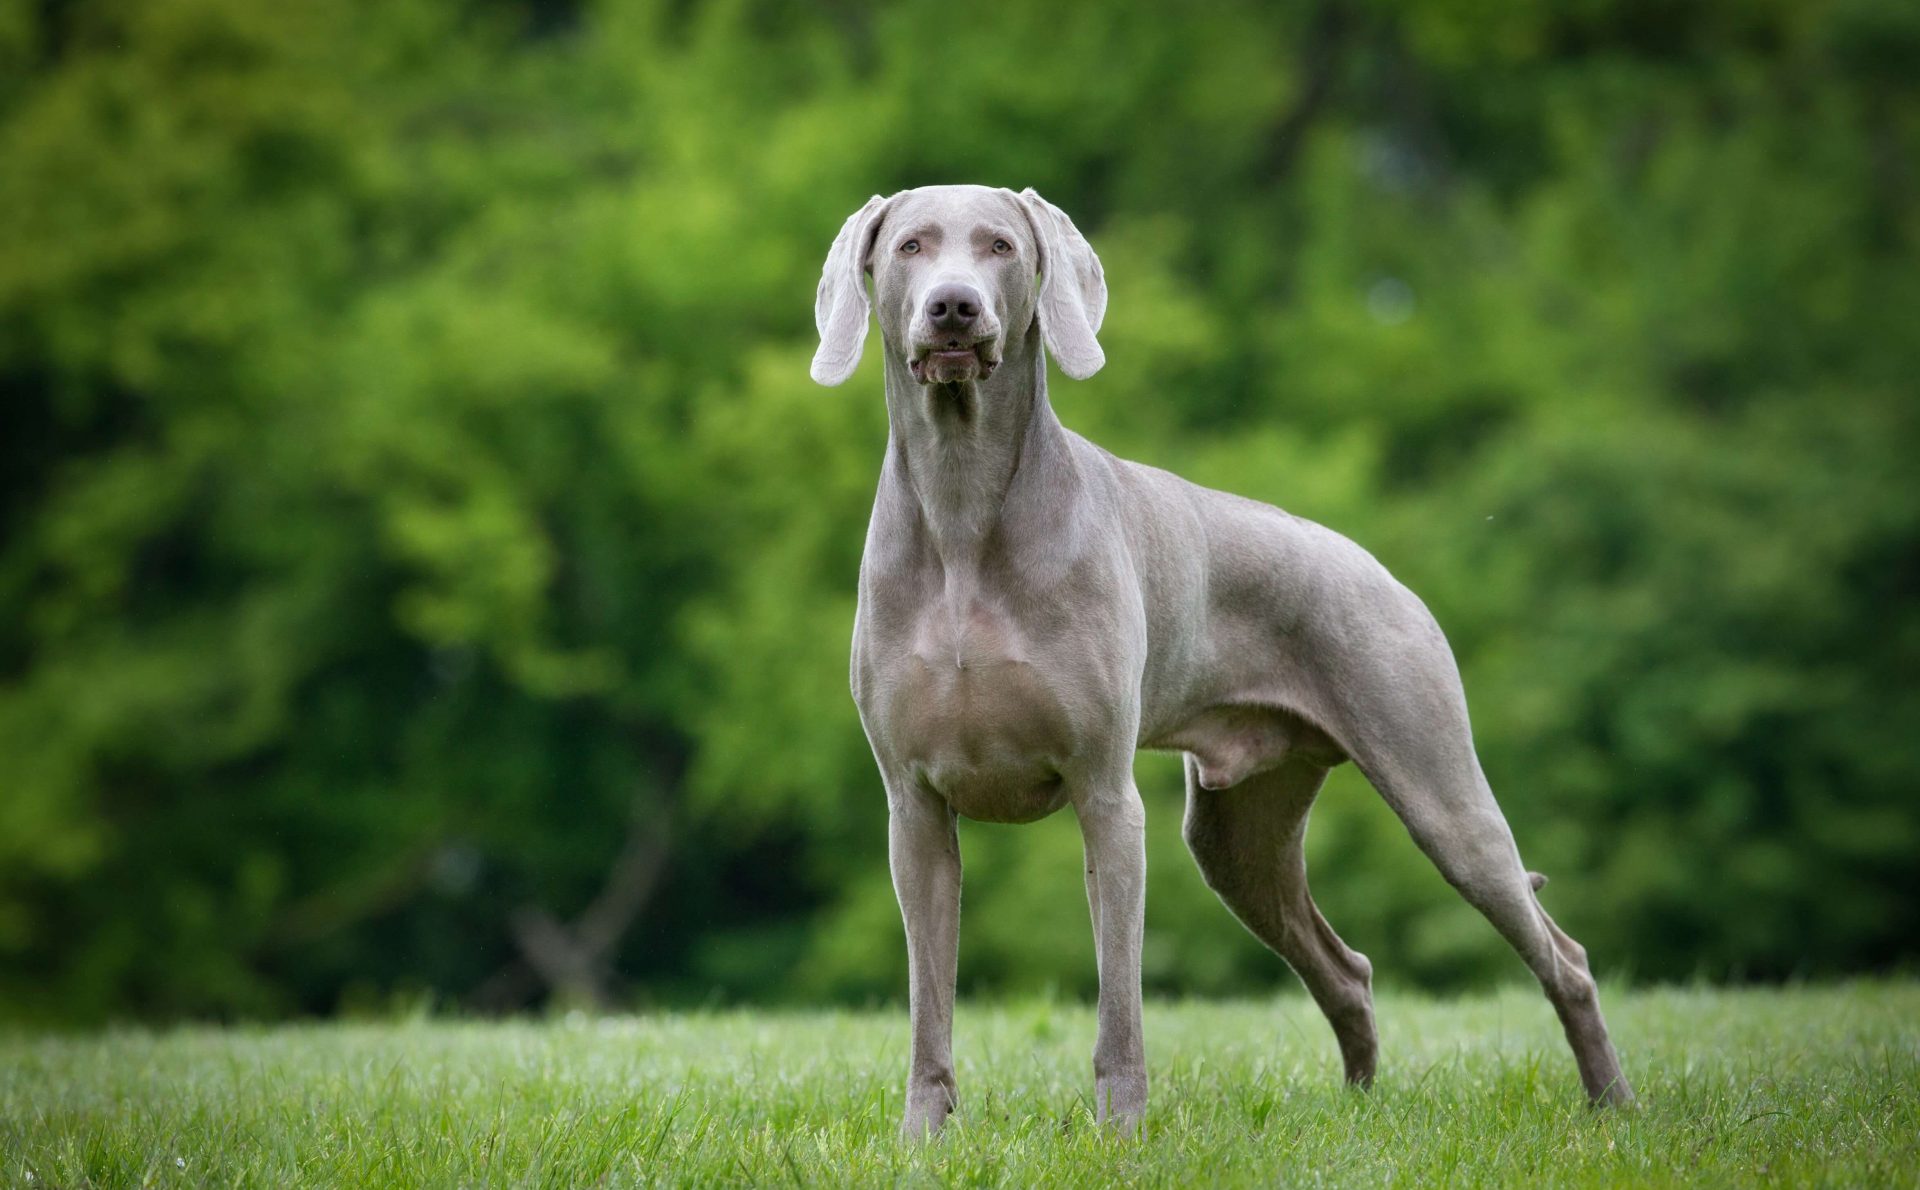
<box><xmin>909</xmin><ymin>341</ymin><xmax>999</xmax><ymax>384</ymax></box>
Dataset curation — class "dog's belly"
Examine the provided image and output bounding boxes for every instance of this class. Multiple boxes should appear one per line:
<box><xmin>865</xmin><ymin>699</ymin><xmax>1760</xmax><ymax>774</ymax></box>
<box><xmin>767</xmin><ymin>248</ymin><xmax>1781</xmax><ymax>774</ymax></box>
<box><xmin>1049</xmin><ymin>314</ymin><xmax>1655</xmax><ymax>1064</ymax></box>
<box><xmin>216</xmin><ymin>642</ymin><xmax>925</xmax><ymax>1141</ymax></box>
<box><xmin>1149</xmin><ymin>703</ymin><xmax>1348</xmax><ymax>789</ymax></box>
<box><xmin>886</xmin><ymin>654</ymin><xmax>1077</xmax><ymax>824</ymax></box>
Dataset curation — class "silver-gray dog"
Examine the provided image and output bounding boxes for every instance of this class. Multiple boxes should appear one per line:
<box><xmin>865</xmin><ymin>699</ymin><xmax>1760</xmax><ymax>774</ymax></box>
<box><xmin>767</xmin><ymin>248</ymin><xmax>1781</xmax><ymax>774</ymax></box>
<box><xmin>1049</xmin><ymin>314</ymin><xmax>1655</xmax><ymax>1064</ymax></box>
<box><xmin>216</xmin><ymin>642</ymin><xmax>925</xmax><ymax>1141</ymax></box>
<box><xmin>811</xmin><ymin>184</ymin><xmax>1634</xmax><ymax>1138</ymax></box>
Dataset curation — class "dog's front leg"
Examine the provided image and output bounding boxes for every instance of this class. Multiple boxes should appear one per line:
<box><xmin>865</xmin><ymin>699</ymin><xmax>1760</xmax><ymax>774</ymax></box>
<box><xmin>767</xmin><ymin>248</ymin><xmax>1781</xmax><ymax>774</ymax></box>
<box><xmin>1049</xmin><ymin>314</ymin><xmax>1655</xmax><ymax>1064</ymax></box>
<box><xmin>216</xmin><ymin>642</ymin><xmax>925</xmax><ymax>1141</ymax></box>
<box><xmin>888</xmin><ymin>781</ymin><xmax>962</xmax><ymax>1139</ymax></box>
<box><xmin>1077</xmin><ymin>785</ymin><xmax>1148</xmax><ymax>1134</ymax></box>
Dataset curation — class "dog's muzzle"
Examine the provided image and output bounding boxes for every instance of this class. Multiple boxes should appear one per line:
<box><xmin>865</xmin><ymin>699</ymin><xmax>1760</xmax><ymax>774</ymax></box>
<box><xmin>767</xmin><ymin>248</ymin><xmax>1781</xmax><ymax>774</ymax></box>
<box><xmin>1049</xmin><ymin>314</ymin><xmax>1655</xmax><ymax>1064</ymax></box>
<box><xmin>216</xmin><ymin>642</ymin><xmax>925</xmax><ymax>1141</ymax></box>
<box><xmin>910</xmin><ymin>281</ymin><xmax>999</xmax><ymax>383</ymax></box>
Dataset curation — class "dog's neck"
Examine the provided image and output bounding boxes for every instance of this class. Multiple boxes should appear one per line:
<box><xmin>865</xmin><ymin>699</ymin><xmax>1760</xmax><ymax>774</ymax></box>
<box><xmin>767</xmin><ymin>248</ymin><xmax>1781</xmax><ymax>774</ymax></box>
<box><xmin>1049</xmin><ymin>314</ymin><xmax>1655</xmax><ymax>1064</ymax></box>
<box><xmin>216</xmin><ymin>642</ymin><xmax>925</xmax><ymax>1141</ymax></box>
<box><xmin>879</xmin><ymin>322</ymin><xmax>1072</xmax><ymax>572</ymax></box>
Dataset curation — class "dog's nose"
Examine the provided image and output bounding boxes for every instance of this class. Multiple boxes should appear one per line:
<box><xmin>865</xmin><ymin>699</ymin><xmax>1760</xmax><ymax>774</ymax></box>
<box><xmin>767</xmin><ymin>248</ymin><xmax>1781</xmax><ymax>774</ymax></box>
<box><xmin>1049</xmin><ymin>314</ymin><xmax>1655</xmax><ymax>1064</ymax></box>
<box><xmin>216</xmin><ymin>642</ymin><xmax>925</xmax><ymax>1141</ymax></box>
<box><xmin>924</xmin><ymin>284</ymin><xmax>983</xmax><ymax>335</ymax></box>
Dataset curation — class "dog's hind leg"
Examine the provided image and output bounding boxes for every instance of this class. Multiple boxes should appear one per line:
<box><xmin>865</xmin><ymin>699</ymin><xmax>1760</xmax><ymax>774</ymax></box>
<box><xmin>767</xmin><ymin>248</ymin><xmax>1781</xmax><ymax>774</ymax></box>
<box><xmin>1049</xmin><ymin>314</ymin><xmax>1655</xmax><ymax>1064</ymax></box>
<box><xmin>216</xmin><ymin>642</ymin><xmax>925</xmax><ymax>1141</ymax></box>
<box><xmin>1360</xmin><ymin>741</ymin><xmax>1635</xmax><ymax>1106</ymax></box>
<box><xmin>1183</xmin><ymin>755</ymin><xmax>1378</xmax><ymax>1086</ymax></box>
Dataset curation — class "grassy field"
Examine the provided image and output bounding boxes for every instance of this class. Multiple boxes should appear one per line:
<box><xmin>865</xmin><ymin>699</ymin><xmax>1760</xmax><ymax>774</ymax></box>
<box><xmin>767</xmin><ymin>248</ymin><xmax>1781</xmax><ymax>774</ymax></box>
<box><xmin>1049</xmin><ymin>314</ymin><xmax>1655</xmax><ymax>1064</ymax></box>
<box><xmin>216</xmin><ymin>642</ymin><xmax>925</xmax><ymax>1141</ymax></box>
<box><xmin>4</xmin><ymin>982</ymin><xmax>1915</xmax><ymax>1187</ymax></box>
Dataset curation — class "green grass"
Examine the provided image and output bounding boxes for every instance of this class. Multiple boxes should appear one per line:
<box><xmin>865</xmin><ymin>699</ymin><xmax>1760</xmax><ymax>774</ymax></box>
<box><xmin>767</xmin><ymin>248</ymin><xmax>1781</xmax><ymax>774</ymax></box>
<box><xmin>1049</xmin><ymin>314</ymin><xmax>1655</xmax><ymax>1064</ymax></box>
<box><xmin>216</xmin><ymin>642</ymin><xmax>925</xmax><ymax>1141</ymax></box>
<box><xmin>4</xmin><ymin>982</ymin><xmax>1916</xmax><ymax>1187</ymax></box>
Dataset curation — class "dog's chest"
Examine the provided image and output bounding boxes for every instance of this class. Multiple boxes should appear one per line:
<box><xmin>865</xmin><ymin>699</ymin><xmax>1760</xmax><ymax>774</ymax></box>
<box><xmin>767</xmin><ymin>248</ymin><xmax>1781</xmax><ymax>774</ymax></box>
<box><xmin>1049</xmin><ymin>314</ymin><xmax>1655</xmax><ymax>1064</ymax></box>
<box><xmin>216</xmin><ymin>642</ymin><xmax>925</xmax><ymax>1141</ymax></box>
<box><xmin>866</xmin><ymin>599</ymin><xmax>1086</xmax><ymax>822</ymax></box>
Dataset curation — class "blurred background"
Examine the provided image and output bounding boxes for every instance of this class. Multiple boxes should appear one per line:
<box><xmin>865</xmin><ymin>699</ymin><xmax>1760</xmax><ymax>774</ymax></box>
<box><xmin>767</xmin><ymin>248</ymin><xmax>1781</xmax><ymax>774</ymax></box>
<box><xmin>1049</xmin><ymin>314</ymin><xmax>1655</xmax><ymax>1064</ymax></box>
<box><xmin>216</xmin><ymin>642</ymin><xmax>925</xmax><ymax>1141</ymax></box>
<box><xmin>1</xmin><ymin>0</ymin><xmax>1916</xmax><ymax>1025</ymax></box>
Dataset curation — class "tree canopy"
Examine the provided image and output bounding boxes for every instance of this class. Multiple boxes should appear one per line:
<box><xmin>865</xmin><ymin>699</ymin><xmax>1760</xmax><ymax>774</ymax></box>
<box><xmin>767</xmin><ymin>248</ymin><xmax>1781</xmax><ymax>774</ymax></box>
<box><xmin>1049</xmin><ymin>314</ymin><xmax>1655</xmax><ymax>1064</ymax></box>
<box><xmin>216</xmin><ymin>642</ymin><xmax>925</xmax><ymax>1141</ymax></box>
<box><xmin>1</xmin><ymin>0</ymin><xmax>1916</xmax><ymax>1022</ymax></box>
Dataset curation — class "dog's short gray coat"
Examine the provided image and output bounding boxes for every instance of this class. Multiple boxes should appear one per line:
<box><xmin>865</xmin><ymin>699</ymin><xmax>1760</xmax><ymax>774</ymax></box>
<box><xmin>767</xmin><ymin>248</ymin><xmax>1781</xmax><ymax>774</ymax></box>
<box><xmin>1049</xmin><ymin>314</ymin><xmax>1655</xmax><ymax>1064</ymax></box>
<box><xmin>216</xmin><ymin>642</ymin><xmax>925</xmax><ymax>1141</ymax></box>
<box><xmin>811</xmin><ymin>184</ymin><xmax>1633</xmax><ymax>1138</ymax></box>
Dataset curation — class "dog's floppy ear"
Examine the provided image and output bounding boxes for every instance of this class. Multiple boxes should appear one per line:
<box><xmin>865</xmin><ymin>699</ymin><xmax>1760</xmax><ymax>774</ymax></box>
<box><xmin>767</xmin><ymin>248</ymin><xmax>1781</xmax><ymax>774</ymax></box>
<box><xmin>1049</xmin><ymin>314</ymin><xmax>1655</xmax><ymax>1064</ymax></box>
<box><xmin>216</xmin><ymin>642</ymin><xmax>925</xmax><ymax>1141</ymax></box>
<box><xmin>810</xmin><ymin>193</ymin><xmax>893</xmax><ymax>386</ymax></box>
<box><xmin>1017</xmin><ymin>188</ymin><xmax>1107</xmax><ymax>380</ymax></box>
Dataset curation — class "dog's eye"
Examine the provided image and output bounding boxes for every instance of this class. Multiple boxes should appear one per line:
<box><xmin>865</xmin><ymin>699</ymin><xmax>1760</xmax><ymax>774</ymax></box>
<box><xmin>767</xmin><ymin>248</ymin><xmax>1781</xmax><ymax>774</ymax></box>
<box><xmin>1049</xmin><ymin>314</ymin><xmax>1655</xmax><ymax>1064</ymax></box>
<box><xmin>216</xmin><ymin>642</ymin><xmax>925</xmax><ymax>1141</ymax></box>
<box><xmin>900</xmin><ymin>239</ymin><xmax>920</xmax><ymax>255</ymax></box>
<box><xmin>992</xmin><ymin>239</ymin><xmax>1012</xmax><ymax>255</ymax></box>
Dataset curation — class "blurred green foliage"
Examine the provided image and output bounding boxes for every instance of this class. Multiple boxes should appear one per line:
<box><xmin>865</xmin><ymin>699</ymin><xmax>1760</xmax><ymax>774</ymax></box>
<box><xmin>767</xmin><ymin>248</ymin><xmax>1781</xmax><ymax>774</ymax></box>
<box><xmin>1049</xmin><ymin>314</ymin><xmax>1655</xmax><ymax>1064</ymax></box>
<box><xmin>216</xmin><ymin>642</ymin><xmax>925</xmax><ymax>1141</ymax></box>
<box><xmin>1</xmin><ymin>0</ymin><xmax>1916</xmax><ymax>1023</ymax></box>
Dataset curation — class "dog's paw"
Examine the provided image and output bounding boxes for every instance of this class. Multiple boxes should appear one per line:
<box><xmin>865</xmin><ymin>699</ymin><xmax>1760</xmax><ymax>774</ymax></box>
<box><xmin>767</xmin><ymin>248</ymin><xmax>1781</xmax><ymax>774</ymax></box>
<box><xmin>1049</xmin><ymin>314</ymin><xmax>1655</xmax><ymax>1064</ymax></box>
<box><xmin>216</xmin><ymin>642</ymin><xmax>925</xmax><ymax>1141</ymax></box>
<box><xmin>900</xmin><ymin>1082</ymin><xmax>956</xmax><ymax>1140</ymax></box>
<box><xmin>1093</xmin><ymin>1072</ymin><xmax>1147</xmax><ymax>1138</ymax></box>
<box><xmin>1591</xmin><ymin>1077</ymin><xmax>1639</xmax><ymax>1111</ymax></box>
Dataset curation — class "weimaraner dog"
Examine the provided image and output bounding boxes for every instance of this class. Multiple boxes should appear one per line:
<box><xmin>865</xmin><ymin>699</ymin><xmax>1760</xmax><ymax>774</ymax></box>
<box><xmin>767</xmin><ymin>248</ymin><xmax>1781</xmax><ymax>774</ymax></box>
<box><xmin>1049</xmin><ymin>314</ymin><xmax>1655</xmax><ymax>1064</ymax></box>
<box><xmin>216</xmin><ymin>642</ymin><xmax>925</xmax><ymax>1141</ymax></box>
<box><xmin>811</xmin><ymin>184</ymin><xmax>1634</xmax><ymax>1138</ymax></box>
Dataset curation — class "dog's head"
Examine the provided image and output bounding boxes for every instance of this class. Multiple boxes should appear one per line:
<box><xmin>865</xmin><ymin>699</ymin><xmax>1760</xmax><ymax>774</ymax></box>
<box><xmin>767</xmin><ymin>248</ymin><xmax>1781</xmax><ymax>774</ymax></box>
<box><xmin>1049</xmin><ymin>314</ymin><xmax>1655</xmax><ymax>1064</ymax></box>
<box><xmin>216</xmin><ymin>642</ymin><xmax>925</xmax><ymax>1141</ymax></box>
<box><xmin>809</xmin><ymin>185</ymin><xmax>1107</xmax><ymax>387</ymax></box>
